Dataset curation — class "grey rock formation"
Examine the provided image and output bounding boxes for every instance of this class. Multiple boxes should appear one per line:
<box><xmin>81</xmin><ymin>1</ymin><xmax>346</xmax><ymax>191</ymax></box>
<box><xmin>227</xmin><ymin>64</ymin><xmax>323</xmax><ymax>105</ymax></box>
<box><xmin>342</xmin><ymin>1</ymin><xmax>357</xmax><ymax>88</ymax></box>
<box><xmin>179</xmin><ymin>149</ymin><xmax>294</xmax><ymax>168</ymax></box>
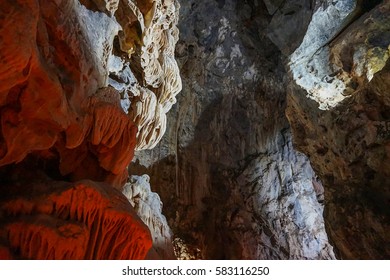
<box><xmin>267</xmin><ymin>0</ymin><xmax>313</xmax><ymax>55</ymax></box>
<box><xmin>284</xmin><ymin>1</ymin><xmax>390</xmax><ymax>257</ymax></box>
<box><xmin>267</xmin><ymin>0</ymin><xmax>389</xmax><ymax>259</ymax></box>
<box><xmin>131</xmin><ymin>0</ymin><xmax>335</xmax><ymax>259</ymax></box>
<box><xmin>288</xmin><ymin>0</ymin><xmax>388</xmax><ymax>109</ymax></box>
<box><xmin>123</xmin><ymin>175</ymin><xmax>175</xmax><ymax>259</ymax></box>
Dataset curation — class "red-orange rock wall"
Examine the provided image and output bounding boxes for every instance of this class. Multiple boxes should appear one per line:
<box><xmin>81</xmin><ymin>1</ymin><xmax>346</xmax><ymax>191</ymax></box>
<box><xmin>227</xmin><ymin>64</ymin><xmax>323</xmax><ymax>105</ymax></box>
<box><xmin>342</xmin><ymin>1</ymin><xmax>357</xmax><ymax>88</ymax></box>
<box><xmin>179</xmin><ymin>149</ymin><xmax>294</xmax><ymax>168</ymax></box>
<box><xmin>0</xmin><ymin>0</ymin><xmax>138</xmax><ymax>187</ymax></box>
<box><xmin>0</xmin><ymin>0</ymin><xmax>152</xmax><ymax>259</ymax></box>
<box><xmin>0</xmin><ymin>180</ymin><xmax>152</xmax><ymax>259</ymax></box>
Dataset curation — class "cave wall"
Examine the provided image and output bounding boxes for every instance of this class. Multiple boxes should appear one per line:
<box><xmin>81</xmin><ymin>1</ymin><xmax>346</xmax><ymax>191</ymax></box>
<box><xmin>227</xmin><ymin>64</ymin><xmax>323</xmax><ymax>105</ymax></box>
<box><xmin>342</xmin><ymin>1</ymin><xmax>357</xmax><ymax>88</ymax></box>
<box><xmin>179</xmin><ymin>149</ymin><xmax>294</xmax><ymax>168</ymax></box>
<box><xmin>123</xmin><ymin>174</ymin><xmax>175</xmax><ymax>259</ymax></box>
<box><xmin>284</xmin><ymin>1</ymin><xmax>390</xmax><ymax>259</ymax></box>
<box><xmin>1</xmin><ymin>0</ymin><xmax>388</xmax><ymax>260</ymax></box>
<box><xmin>0</xmin><ymin>0</ymin><xmax>180</xmax><ymax>259</ymax></box>
<box><xmin>0</xmin><ymin>179</ymin><xmax>152</xmax><ymax>259</ymax></box>
<box><xmin>132</xmin><ymin>0</ymin><xmax>335</xmax><ymax>259</ymax></box>
<box><xmin>133</xmin><ymin>0</ymin><xmax>389</xmax><ymax>260</ymax></box>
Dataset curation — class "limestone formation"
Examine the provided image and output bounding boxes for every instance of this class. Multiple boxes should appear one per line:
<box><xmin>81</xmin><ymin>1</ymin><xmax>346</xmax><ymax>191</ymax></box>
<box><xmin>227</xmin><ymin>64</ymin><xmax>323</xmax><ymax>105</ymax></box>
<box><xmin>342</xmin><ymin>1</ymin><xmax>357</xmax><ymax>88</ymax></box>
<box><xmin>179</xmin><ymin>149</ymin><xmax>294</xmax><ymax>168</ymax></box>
<box><xmin>123</xmin><ymin>175</ymin><xmax>175</xmax><ymax>259</ymax></box>
<box><xmin>0</xmin><ymin>0</ymin><xmax>133</xmax><ymax>187</ymax></box>
<box><xmin>287</xmin><ymin>0</ymin><xmax>389</xmax><ymax>109</ymax></box>
<box><xmin>0</xmin><ymin>0</ymin><xmax>182</xmax><ymax>184</ymax></box>
<box><xmin>1</xmin><ymin>0</ymin><xmax>389</xmax><ymax>261</ymax></box>
<box><xmin>267</xmin><ymin>0</ymin><xmax>390</xmax><ymax>258</ymax></box>
<box><xmin>132</xmin><ymin>0</ymin><xmax>335</xmax><ymax>260</ymax></box>
<box><xmin>0</xmin><ymin>0</ymin><xmax>180</xmax><ymax>259</ymax></box>
<box><xmin>133</xmin><ymin>0</ymin><xmax>389</xmax><ymax>260</ymax></box>
<box><xmin>0</xmin><ymin>179</ymin><xmax>152</xmax><ymax>259</ymax></box>
<box><xmin>108</xmin><ymin>0</ymin><xmax>183</xmax><ymax>150</ymax></box>
<box><xmin>287</xmin><ymin>78</ymin><xmax>390</xmax><ymax>259</ymax></box>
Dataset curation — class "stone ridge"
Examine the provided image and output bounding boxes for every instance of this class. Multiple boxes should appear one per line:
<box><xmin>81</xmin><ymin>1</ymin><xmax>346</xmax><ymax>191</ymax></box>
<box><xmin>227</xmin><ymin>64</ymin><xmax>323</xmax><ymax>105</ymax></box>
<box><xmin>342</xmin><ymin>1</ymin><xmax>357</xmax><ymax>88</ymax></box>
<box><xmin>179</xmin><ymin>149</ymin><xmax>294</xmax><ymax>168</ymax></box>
<box><xmin>0</xmin><ymin>180</ymin><xmax>152</xmax><ymax>259</ymax></box>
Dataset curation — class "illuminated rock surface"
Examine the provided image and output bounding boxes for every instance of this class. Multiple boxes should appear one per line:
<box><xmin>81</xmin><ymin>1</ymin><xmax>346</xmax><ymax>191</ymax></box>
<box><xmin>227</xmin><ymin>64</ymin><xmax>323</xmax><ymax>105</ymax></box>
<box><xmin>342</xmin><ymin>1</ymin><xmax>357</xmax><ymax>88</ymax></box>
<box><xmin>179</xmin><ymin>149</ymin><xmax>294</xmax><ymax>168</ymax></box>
<box><xmin>132</xmin><ymin>0</ymin><xmax>389</xmax><ymax>260</ymax></box>
<box><xmin>284</xmin><ymin>0</ymin><xmax>390</xmax><ymax>259</ymax></box>
<box><xmin>0</xmin><ymin>176</ymin><xmax>151</xmax><ymax>259</ymax></box>
<box><xmin>132</xmin><ymin>0</ymin><xmax>335</xmax><ymax>260</ymax></box>
<box><xmin>0</xmin><ymin>0</ymin><xmax>388</xmax><ymax>260</ymax></box>
<box><xmin>0</xmin><ymin>0</ymin><xmax>180</xmax><ymax>259</ymax></box>
<box><xmin>123</xmin><ymin>175</ymin><xmax>175</xmax><ymax>259</ymax></box>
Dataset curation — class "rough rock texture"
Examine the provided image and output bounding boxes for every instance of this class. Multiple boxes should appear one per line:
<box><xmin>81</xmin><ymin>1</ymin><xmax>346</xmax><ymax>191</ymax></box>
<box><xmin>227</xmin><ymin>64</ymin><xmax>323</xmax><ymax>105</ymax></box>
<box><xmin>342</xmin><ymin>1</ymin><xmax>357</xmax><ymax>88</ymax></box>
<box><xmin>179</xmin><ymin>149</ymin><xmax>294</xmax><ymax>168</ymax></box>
<box><xmin>266</xmin><ymin>0</ymin><xmax>314</xmax><ymax>55</ymax></box>
<box><xmin>0</xmin><ymin>0</ymin><xmax>180</xmax><ymax>259</ymax></box>
<box><xmin>123</xmin><ymin>175</ymin><xmax>175</xmax><ymax>259</ymax></box>
<box><xmin>0</xmin><ymin>173</ymin><xmax>152</xmax><ymax>259</ymax></box>
<box><xmin>285</xmin><ymin>0</ymin><xmax>388</xmax><ymax>109</ymax></box>
<box><xmin>2</xmin><ymin>0</ymin><xmax>388</xmax><ymax>261</ymax></box>
<box><xmin>132</xmin><ymin>0</ymin><xmax>335</xmax><ymax>259</ymax></box>
<box><xmin>283</xmin><ymin>1</ymin><xmax>390</xmax><ymax>259</ymax></box>
<box><xmin>1</xmin><ymin>0</ymin><xmax>131</xmax><ymax>187</ymax></box>
<box><xmin>106</xmin><ymin>0</ymin><xmax>183</xmax><ymax>150</ymax></box>
<box><xmin>0</xmin><ymin>0</ymin><xmax>181</xmax><ymax>186</ymax></box>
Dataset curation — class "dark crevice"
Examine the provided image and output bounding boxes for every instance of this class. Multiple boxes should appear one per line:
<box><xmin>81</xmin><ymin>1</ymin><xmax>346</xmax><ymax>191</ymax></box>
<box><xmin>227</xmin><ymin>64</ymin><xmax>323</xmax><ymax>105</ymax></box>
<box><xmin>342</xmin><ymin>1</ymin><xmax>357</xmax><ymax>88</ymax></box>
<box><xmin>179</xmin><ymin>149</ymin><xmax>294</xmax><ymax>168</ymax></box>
<box><xmin>328</xmin><ymin>0</ymin><xmax>384</xmax><ymax>49</ymax></box>
<box><xmin>361</xmin><ymin>0</ymin><xmax>382</xmax><ymax>12</ymax></box>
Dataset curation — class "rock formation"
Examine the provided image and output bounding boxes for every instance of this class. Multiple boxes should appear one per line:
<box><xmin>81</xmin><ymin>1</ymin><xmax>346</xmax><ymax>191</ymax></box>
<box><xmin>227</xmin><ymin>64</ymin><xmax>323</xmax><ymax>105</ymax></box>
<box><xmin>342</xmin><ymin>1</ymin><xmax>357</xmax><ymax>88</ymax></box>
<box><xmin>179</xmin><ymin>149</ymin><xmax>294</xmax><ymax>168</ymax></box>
<box><xmin>132</xmin><ymin>0</ymin><xmax>389</xmax><ymax>259</ymax></box>
<box><xmin>1</xmin><ymin>0</ymin><xmax>388</xmax><ymax>260</ymax></box>
<box><xmin>283</xmin><ymin>0</ymin><xmax>390</xmax><ymax>259</ymax></box>
<box><xmin>0</xmin><ymin>178</ymin><xmax>151</xmax><ymax>259</ymax></box>
<box><xmin>131</xmin><ymin>0</ymin><xmax>335</xmax><ymax>259</ymax></box>
<box><xmin>0</xmin><ymin>0</ymin><xmax>180</xmax><ymax>259</ymax></box>
<box><xmin>123</xmin><ymin>175</ymin><xmax>175</xmax><ymax>259</ymax></box>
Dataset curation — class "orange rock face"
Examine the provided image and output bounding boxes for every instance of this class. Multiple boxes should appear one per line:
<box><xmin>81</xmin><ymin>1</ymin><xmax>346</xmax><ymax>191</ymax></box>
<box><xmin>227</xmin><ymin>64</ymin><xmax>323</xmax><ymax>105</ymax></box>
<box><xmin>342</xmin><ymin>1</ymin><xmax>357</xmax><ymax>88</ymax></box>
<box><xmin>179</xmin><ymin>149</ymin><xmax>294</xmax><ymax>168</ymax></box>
<box><xmin>0</xmin><ymin>180</ymin><xmax>152</xmax><ymax>259</ymax></box>
<box><xmin>0</xmin><ymin>0</ymin><xmax>138</xmax><ymax>188</ymax></box>
<box><xmin>0</xmin><ymin>0</ymin><xmax>153</xmax><ymax>259</ymax></box>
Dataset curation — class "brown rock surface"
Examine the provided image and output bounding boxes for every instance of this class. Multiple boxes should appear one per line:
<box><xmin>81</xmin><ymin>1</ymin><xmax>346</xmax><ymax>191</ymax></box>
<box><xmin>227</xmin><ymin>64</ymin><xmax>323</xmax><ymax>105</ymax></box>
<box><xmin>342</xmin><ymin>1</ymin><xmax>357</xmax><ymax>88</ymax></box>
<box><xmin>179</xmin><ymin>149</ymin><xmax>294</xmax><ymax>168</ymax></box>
<box><xmin>286</xmin><ymin>65</ymin><xmax>390</xmax><ymax>259</ymax></box>
<box><xmin>283</xmin><ymin>0</ymin><xmax>390</xmax><ymax>259</ymax></box>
